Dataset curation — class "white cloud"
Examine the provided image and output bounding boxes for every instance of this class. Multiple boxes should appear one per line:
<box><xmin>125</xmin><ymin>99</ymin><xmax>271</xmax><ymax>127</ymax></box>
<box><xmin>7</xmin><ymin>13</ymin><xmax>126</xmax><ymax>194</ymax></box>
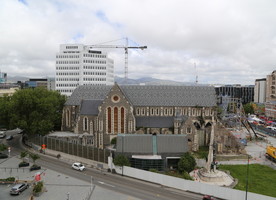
<box><xmin>0</xmin><ymin>0</ymin><xmax>276</xmax><ymax>84</ymax></box>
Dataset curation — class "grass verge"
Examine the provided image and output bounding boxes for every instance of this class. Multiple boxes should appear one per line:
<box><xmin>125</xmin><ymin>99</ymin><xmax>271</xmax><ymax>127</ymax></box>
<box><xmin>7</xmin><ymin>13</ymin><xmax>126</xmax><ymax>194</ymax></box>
<box><xmin>219</xmin><ymin>164</ymin><xmax>276</xmax><ymax>197</ymax></box>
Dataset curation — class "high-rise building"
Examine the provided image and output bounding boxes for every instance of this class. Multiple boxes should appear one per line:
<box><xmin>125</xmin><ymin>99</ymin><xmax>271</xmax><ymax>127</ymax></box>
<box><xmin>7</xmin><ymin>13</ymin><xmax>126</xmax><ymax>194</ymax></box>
<box><xmin>215</xmin><ymin>84</ymin><xmax>254</xmax><ymax>104</ymax></box>
<box><xmin>55</xmin><ymin>44</ymin><xmax>114</xmax><ymax>96</ymax></box>
<box><xmin>254</xmin><ymin>78</ymin><xmax>266</xmax><ymax>103</ymax></box>
<box><xmin>0</xmin><ymin>72</ymin><xmax>7</xmax><ymax>83</ymax></box>
<box><xmin>266</xmin><ymin>70</ymin><xmax>276</xmax><ymax>102</ymax></box>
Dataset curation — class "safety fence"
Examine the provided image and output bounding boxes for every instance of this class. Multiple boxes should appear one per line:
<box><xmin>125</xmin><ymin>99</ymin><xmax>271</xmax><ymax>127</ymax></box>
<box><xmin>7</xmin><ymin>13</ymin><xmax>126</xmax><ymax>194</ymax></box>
<box><xmin>27</xmin><ymin>135</ymin><xmax>111</xmax><ymax>164</ymax></box>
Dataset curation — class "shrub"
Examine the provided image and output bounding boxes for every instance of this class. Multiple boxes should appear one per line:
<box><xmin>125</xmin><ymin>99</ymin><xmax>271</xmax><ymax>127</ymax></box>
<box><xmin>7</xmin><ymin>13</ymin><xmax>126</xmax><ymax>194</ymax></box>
<box><xmin>178</xmin><ymin>152</ymin><xmax>196</xmax><ymax>173</ymax></box>
<box><xmin>33</xmin><ymin>181</ymin><xmax>43</xmax><ymax>193</ymax></box>
<box><xmin>0</xmin><ymin>177</ymin><xmax>15</xmax><ymax>182</ymax></box>
<box><xmin>149</xmin><ymin>168</ymin><xmax>159</xmax><ymax>173</ymax></box>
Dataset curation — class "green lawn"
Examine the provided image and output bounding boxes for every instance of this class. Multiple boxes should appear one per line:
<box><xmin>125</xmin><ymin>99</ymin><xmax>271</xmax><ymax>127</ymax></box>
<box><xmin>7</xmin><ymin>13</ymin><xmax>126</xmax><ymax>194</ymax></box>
<box><xmin>220</xmin><ymin>164</ymin><xmax>276</xmax><ymax>197</ymax></box>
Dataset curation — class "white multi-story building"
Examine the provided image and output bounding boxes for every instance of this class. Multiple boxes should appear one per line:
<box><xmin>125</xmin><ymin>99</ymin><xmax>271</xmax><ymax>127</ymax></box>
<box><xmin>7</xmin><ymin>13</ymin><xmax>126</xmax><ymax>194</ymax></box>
<box><xmin>55</xmin><ymin>44</ymin><xmax>114</xmax><ymax>96</ymax></box>
<box><xmin>254</xmin><ymin>78</ymin><xmax>266</xmax><ymax>103</ymax></box>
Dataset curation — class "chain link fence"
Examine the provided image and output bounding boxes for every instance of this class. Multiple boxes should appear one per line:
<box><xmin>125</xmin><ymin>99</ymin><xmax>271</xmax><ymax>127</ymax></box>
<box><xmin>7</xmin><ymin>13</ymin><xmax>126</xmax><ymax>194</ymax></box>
<box><xmin>28</xmin><ymin>135</ymin><xmax>110</xmax><ymax>164</ymax></box>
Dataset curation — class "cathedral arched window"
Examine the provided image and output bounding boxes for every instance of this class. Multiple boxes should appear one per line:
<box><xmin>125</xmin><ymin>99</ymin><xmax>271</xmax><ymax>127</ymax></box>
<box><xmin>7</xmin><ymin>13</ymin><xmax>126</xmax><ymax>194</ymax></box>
<box><xmin>114</xmin><ymin>107</ymin><xmax>118</xmax><ymax>133</ymax></box>
<box><xmin>121</xmin><ymin>107</ymin><xmax>125</xmax><ymax>133</ymax></box>
<box><xmin>107</xmin><ymin>107</ymin><xmax>111</xmax><ymax>133</ymax></box>
<box><xmin>83</xmin><ymin>117</ymin><xmax>88</xmax><ymax>131</ymax></box>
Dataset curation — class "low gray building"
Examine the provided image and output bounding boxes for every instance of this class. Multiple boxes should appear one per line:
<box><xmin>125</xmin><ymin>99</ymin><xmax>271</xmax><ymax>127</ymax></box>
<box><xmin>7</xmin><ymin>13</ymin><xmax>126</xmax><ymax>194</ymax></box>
<box><xmin>116</xmin><ymin>134</ymin><xmax>188</xmax><ymax>170</ymax></box>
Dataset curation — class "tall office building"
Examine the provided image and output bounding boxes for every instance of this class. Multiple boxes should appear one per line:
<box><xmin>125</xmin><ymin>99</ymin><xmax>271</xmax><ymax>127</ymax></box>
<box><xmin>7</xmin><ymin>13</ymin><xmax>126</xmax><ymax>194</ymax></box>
<box><xmin>254</xmin><ymin>78</ymin><xmax>266</xmax><ymax>103</ymax></box>
<box><xmin>55</xmin><ymin>44</ymin><xmax>114</xmax><ymax>96</ymax></box>
<box><xmin>215</xmin><ymin>84</ymin><xmax>254</xmax><ymax>104</ymax></box>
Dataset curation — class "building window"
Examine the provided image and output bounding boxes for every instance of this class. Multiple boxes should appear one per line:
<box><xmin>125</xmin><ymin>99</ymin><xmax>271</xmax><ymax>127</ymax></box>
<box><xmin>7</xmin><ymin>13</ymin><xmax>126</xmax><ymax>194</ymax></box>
<box><xmin>114</xmin><ymin>107</ymin><xmax>118</xmax><ymax>133</ymax></box>
<box><xmin>137</xmin><ymin>108</ymin><xmax>140</xmax><ymax>115</ymax></box>
<box><xmin>83</xmin><ymin>117</ymin><xmax>88</xmax><ymax>131</ymax></box>
<box><xmin>156</xmin><ymin>109</ymin><xmax>159</xmax><ymax>115</ymax></box>
<box><xmin>169</xmin><ymin>108</ymin><xmax>173</xmax><ymax>116</ymax></box>
<box><xmin>151</xmin><ymin>108</ymin><xmax>154</xmax><ymax>115</ymax></box>
<box><xmin>107</xmin><ymin>107</ymin><xmax>111</xmax><ymax>133</ymax></box>
<box><xmin>66</xmin><ymin>109</ymin><xmax>70</xmax><ymax>127</ymax></box>
<box><xmin>112</xmin><ymin>95</ymin><xmax>120</xmax><ymax>103</ymax></box>
<box><xmin>192</xmin><ymin>109</ymin><xmax>196</xmax><ymax>116</ymax></box>
<box><xmin>187</xmin><ymin>127</ymin><xmax>191</xmax><ymax>134</ymax></box>
<box><xmin>121</xmin><ymin>107</ymin><xmax>125</xmax><ymax>133</ymax></box>
<box><xmin>141</xmin><ymin>108</ymin><xmax>145</xmax><ymax>115</ymax></box>
<box><xmin>164</xmin><ymin>108</ymin><xmax>168</xmax><ymax>116</ymax></box>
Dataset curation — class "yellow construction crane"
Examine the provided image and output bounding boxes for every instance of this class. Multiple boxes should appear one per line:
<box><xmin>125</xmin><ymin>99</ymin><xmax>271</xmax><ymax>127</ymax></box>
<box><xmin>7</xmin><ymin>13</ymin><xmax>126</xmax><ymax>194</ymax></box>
<box><xmin>88</xmin><ymin>38</ymin><xmax>147</xmax><ymax>83</ymax></box>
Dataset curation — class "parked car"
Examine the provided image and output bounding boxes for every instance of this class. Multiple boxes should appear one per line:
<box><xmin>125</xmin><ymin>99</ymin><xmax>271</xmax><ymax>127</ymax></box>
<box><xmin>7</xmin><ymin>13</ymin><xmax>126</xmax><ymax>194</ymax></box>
<box><xmin>202</xmin><ymin>195</ymin><xmax>221</xmax><ymax>200</ymax></box>
<box><xmin>72</xmin><ymin>162</ymin><xmax>85</xmax><ymax>171</ymax></box>
<box><xmin>0</xmin><ymin>131</ymin><xmax>6</xmax><ymax>139</ymax></box>
<box><xmin>30</xmin><ymin>165</ymin><xmax>41</xmax><ymax>171</ymax></box>
<box><xmin>10</xmin><ymin>183</ymin><xmax>29</xmax><ymax>195</ymax></box>
<box><xmin>6</xmin><ymin>135</ymin><xmax>13</xmax><ymax>140</ymax></box>
<box><xmin>0</xmin><ymin>153</ymin><xmax>8</xmax><ymax>159</ymax></box>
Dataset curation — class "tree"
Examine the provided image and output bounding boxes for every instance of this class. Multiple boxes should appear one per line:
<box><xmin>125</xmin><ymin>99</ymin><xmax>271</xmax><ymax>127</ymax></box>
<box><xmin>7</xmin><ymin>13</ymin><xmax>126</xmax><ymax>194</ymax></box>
<box><xmin>0</xmin><ymin>95</ymin><xmax>11</xmax><ymax>128</ymax></box>
<box><xmin>243</xmin><ymin>103</ymin><xmax>254</xmax><ymax>115</ymax></box>
<box><xmin>4</xmin><ymin>87</ymin><xmax>66</xmax><ymax>135</ymax></box>
<box><xmin>29</xmin><ymin>153</ymin><xmax>40</xmax><ymax>164</ymax></box>
<box><xmin>0</xmin><ymin>144</ymin><xmax>7</xmax><ymax>152</ymax></box>
<box><xmin>113</xmin><ymin>154</ymin><xmax>130</xmax><ymax>167</ymax></box>
<box><xmin>178</xmin><ymin>152</ymin><xmax>196</xmax><ymax>173</ymax></box>
<box><xmin>20</xmin><ymin>151</ymin><xmax>29</xmax><ymax>163</ymax></box>
<box><xmin>111</xmin><ymin>137</ymin><xmax>117</xmax><ymax>145</ymax></box>
<box><xmin>20</xmin><ymin>151</ymin><xmax>28</xmax><ymax>160</ymax></box>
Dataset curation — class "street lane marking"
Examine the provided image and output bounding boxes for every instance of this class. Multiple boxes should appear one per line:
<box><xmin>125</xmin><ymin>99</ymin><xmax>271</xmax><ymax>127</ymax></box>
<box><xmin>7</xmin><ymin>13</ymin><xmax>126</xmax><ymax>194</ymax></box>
<box><xmin>98</xmin><ymin>181</ymin><xmax>115</xmax><ymax>187</ymax></box>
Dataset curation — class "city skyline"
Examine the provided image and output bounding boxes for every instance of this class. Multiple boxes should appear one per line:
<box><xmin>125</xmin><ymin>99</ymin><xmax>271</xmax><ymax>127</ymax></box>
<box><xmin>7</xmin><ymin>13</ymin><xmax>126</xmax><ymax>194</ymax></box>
<box><xmin>1</xmin><ymin>0</ymin><xmax>276</xmax><ymax>85</ymax></box>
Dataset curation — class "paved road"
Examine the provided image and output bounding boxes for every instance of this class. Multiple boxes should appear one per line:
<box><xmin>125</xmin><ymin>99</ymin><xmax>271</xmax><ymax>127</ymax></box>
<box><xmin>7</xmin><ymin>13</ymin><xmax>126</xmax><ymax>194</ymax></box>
<box><xmin>1</xmin><ymin>130</ymin><xmax>202</xmax><ymax>200</ymax></box>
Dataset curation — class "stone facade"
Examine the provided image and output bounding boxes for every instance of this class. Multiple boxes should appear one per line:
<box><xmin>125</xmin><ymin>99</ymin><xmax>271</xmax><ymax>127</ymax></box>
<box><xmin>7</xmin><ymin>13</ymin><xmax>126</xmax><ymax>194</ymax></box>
<box><xmin>61</xmin><ymin>84</ymin><xmax>218</xmax><ymax>150</ymax></box>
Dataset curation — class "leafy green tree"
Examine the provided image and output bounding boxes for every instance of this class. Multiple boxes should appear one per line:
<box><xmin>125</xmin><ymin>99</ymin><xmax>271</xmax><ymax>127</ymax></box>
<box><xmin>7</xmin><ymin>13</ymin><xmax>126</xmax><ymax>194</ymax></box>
<box><xmin>6</xmin><ymin>87</ymin><xmax>66</xmax><ymax>135</ymax></box>
<box><xmin>29</xmin><ymin>153</ymin><xmax>40</xmax><ymax>164</ymax></box>
<box><xmin>111</xmin><ymin>137</ymin><xmax>117</xmax><ymax>145</ymax></box>
<box><xmin>0</xmin><ymin>144</ymin><xmax>7</xmax><ymax>152</ymax></box>
<box><xmin>113</xmin><ymin>154</ymin><xmax>130</xmax><ymax>167</ymax></box>
<box><xmin>20</xmin><ymin>151</ymin><xmax>28</xmax><ymax>162</ymax></box>
<box><xmin>243</xmin><ymin>103</ymin><xmax>254</xmax><ymax>115</ymax></box>
<box><xmin>0</xmin><ymin>95</ymin><xmax>11</xmax><ymax>128</ymax></box>
<box><xmin>178</xmin><ymin>152</ymin><xmax>196</xmax><ymax>173</ymax></box>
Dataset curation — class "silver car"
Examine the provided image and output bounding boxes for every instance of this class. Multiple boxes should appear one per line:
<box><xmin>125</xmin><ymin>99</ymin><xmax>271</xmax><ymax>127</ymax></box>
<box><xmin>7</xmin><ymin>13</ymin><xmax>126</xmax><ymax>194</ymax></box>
<box><xmin>10</xmin><ymin>183</ymin><xmax>29</xmax><ymax>195</ymax></box>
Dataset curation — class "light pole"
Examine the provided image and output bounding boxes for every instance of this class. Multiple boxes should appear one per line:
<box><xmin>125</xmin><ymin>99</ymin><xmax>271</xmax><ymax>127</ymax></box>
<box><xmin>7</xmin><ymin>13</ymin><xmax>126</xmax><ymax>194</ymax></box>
<box><xmin>245</xmin><ymin>155</ymin><xmax>249</xmax><ymax>200</ymax></box>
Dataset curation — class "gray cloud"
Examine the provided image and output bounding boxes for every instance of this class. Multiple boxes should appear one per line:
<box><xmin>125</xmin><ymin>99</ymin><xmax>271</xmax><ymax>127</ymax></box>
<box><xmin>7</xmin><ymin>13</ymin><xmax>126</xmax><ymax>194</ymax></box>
<box><xmin>0</xmin><ymin>0</ymin><xmax>276</xmax><ymax>84</ymax></box>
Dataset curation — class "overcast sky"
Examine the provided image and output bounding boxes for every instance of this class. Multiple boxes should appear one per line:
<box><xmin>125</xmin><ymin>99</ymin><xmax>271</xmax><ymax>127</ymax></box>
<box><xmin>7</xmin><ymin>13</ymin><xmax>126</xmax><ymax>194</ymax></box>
<box><xmin>1</xmin><ymin>0</ymin><xmax>276</xmax><ymax>85</ymax></box>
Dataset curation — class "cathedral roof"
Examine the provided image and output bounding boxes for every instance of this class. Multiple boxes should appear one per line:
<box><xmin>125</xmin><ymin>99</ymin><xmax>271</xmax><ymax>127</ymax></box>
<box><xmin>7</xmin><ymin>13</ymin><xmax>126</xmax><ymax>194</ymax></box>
<box><xmin>65</xmin><ymin>84</ymin><xmax>217</xmax><ymax>107</ymax></box>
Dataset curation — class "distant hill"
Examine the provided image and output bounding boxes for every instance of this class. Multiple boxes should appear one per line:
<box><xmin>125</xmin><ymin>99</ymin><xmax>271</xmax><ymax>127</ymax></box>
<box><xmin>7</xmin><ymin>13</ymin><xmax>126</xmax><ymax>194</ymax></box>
<box><xmin>7</xmin><ymin>76</ymin><xmax>29</xmax><ymax>83</ymax></box>
<box><xmin>115</xmin><ymin>76</ymin><xmax>201</xmax><ymax>86</ymax></box>
<box><xmin>6</xmin><ymin>75</ymin><xmax>202</xmax><ymax>86</ymax></box>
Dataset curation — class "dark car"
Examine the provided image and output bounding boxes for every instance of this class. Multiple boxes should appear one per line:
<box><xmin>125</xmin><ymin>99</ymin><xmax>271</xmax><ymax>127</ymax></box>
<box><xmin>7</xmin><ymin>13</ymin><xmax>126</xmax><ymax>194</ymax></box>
<box><xmin>10</xmin><ymin>183</ymin><xmax>29</xmax><ymax>195</ymax></box>
<box><xmin>6</xmin><ymin>135</ymin><xmax>13</xmax><ymax>140</ymax></box>
<box><xmin>203</xmin><ymin>195</ymin><xmax>219</xmax><ymax>200</ymax></box>
<box><xmin>30</xmin><ymin>165</ymin><xmax>41</xmax><ymax>171</ymax></box>
<box><xmin>0</xmin><ymin>153</ymin><xmax>8</xmax><ymax>159</ymax></box>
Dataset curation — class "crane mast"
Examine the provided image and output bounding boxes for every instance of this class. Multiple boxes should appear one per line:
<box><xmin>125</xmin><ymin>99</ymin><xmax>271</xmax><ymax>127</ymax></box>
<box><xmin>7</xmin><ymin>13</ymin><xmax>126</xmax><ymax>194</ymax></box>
<box><xmin>88</xmin><ymin>38</ymin><xmax>147</xmax><ymax>83</ymax></box>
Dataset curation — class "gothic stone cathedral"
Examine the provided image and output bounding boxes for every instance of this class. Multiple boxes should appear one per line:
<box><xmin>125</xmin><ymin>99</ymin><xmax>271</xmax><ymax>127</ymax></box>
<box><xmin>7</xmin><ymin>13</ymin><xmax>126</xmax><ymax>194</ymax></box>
<box><xmin>61</xmin><ymin>84</ymin><xmax>217</xmax><ymax>151</ymax></box>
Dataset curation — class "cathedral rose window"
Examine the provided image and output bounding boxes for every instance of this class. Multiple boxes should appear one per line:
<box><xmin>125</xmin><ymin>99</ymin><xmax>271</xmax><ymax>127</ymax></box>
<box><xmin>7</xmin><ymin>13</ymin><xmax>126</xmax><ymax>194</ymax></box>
<box><xmin>112</xmin><ymin>95</ymin><xmax>120</xmax><ymax>103</ymax></box>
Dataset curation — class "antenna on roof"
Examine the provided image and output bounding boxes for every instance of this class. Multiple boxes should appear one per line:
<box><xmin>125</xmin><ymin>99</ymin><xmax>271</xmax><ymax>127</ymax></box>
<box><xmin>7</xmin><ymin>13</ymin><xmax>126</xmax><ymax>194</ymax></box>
<box><xmin>194</xmin><ymin>62</ymin><xmax>198</xmax><ymax>84</ymax></box>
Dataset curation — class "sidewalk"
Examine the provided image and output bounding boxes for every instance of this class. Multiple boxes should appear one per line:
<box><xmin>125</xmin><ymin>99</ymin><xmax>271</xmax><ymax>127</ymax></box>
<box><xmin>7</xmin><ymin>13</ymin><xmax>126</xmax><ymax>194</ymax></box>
<box><xmin>0</xmin><ymin>156</ymin><xmax>93</xmax><ymax>200</ymax></box>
